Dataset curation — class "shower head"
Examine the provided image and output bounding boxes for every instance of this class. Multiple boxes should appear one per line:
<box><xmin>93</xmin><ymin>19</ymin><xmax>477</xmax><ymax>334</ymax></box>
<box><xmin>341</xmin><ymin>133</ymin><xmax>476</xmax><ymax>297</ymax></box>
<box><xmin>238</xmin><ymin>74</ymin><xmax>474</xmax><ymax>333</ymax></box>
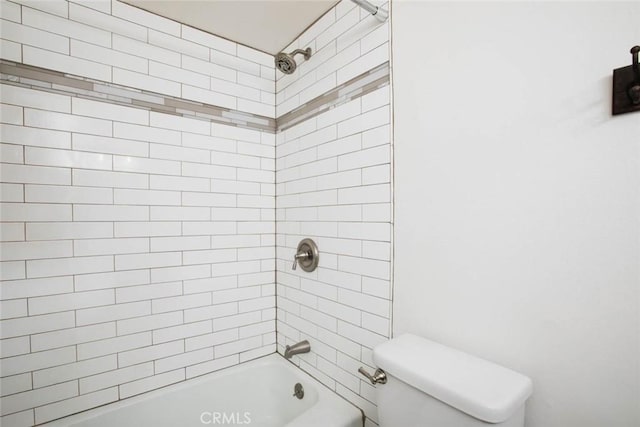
<box><xmin>275</xmin><ymin>48</ymin><xmax>312</xmax><ymax>75</ymax></box>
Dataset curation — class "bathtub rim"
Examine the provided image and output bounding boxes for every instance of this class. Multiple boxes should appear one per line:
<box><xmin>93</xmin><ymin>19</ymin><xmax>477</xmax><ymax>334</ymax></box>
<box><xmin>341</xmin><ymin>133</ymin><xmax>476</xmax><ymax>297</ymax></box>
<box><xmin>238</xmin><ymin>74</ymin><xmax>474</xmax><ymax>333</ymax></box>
<box><xmin>41</xmin><ymin>352</ymin><xmax>363</xmax><ymax>427</ymax></box>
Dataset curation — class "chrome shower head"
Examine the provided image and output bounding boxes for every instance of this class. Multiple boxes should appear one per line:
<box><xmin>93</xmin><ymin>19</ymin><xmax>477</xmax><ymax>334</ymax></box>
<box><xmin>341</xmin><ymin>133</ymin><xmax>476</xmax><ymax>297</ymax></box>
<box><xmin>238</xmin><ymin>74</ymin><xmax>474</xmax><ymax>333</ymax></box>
<box><xmin>275</xmin><ymin>47</ymin><xmax>312</xmax><ymax>75</ymax></box>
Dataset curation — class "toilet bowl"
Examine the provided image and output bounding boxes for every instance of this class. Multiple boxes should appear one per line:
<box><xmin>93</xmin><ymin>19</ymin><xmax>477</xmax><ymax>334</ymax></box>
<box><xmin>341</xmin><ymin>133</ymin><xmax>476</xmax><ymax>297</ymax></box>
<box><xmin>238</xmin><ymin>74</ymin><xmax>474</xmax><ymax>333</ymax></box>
<box><xmin>372</xmin><ymin>334</ymin><xmax>533</xmax><ymax>426</ymax></box>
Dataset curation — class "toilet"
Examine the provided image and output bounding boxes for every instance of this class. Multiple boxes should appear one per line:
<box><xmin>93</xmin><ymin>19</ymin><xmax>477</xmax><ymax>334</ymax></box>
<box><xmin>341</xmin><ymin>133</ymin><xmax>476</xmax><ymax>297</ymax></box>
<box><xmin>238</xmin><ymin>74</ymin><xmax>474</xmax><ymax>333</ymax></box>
<box><xmin>372</xmin><ymin>334</ymin><xmax>533</xmax><ymax>426</ymax></box>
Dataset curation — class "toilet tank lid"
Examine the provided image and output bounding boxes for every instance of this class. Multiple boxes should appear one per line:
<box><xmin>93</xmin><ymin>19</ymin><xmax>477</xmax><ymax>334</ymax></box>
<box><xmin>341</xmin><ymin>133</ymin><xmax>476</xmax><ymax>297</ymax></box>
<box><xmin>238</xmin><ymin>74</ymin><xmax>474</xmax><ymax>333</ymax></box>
<box><xmin>372</xmin><ymin>334</ymin><xmax>533</xmax><ymax>423</ymax></box>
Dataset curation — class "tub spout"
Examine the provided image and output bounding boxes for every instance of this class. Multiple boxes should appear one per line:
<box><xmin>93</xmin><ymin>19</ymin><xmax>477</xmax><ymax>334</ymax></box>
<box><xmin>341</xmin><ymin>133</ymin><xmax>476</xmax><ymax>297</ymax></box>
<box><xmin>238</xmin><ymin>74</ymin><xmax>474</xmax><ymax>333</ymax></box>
<box><xmin>284</xmin><ymin>340</ymin><xmax>310</xmax><ymax>359</ymax></box>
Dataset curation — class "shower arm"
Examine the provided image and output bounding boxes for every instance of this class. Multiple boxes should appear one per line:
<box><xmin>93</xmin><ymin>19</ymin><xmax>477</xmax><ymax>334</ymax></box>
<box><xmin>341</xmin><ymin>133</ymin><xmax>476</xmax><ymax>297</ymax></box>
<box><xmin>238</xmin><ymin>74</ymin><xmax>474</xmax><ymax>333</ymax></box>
<box><xmin>289</xmin><ymin>48</ymin><xmax>311</xmax><ymax>60</ymax></box>
<box><xmin>350</xmin><ymin>0</ymin><xmax>388</xmax><ymax>22</ymax></box>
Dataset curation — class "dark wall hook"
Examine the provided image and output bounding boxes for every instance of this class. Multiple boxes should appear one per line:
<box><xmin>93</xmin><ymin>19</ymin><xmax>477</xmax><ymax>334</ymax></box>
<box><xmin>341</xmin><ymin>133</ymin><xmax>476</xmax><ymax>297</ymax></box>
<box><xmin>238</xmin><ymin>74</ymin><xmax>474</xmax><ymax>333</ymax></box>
<box><xmin>612</xmin><ymin>45</ymin><xmax>640</xmax><ymax>115</ymax></box>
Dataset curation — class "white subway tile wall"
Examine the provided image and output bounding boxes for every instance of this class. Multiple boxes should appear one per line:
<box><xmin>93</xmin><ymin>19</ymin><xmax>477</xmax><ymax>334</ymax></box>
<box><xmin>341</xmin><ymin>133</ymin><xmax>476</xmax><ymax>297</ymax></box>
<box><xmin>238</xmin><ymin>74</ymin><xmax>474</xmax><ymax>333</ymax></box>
<box><xmin>1</xmin><ymin>0</ymin><xmax>275</xmax><ymax>423</ymax></box>
<box><xmin>275</xmin><ymin>1</ymin><xmax>392</xmax><ymax>425</ymax></box>
<box><xmin>1</xmin><ymin>0</ymin><xmax>392</xmax><ymax>424</ymax></box>
<box><xmin>0</xmin><ymin>0</ymin><xmax>275</xmax><ymax>118</ymax></box>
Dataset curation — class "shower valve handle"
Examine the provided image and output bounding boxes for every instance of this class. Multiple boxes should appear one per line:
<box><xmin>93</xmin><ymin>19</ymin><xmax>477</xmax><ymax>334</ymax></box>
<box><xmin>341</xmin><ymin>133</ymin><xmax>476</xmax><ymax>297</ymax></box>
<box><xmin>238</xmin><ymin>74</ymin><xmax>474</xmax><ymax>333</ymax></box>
<box><xmin>292</xmin><ymin>251</ymin><xmax>310</xmax><ymax>270</ymax></box>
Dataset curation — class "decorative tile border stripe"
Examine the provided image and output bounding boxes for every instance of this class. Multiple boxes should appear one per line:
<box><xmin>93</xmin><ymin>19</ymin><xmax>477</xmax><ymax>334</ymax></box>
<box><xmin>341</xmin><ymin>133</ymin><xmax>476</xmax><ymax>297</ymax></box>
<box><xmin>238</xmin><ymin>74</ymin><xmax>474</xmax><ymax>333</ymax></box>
<box><xmin>276</xmin><ymin>61</ymin><xmax>390</xmax><ymax>132</ymax></box>
<box><xmin>0</xmin><ymin>60</ymin><xmax>277</xmax><ymax>133</ymax></box>
<box><xmin>0</xmin><ymin>60</ymin><xmax>388</xmax><ymax>135</ymax></box>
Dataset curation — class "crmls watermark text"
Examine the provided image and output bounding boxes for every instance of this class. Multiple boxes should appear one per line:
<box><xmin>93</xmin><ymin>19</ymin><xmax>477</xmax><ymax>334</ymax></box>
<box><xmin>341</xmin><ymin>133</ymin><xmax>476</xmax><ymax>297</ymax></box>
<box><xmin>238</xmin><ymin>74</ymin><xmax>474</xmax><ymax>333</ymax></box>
<box><xmin>200</xmin><ymin>412</ymin><xmax>252</xmax><ymax>425</ymax></box>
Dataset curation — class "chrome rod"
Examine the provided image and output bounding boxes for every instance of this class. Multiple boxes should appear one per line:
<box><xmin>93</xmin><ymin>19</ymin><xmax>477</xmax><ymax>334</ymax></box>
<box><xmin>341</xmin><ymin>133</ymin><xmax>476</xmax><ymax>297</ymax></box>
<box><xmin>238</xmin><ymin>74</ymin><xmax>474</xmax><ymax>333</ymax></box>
<box><xmin>350</xmin><ymin>0</ymin><xmax>388</xmax><ymax>22</ymax></box>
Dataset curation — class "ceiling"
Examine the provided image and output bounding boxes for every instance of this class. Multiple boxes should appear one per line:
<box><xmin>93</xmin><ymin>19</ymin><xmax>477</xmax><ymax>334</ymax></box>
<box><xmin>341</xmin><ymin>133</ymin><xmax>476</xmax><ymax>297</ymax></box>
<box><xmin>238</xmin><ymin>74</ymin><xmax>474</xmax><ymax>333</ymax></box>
<box><xmin>124</xmin><ymin>0</ymin><xmax>339</xmax><ymax>55</ymax></box>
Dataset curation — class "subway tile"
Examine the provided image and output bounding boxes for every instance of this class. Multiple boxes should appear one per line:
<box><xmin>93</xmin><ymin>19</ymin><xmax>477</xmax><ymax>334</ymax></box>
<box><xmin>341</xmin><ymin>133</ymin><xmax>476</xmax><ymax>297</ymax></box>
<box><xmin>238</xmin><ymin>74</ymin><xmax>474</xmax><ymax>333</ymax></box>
<box><xmin>24</xmin><ymin>184</ymin><xmax>113</xmax><ymax>204</ymax></box>
<box><xmin>113</xmin><ymin>155</ymin><xmax>180</xmax><ymax>176</ymax></box>
<box><xmin>1</xmin><ymin>164</ymin><xmax>71</xmax><ymax>186</ymax></box>
<box><xmin>0</xmin><ymin>84</ymin><xmax>70</xmax><ymax>113</ymax></box>
<box><xmin>72</xmin><ymin>133</ymin><xmax>149</xmax><ymax>158</ymax></box>
<box><xmin>181</xmin><ymin>55</ymin><xmax>236</xmax><ymax>83</ymax></box>
<box><xmin>29</xmin><ymin>289</ymin><xmax>114</xmax><ymax>315</ymax></box>
<box><xmin>0</xmin><ymin>204</ymin><xmax>71</xmax><ymax>221</ymax></box>
<box><xmin>181</xmin><ymin>192</ymin><xmax>236</xmax><ymax>208</ymax></box>
<box><xmin>0</xmin><ymin>336</ymin><xmax>30</xmax><ymax>359</ymax></box>
<box><xmin>149</xmin><ymin>144</ymin><xmax>209</xmax><ymax>165</ymax></box>
<box><xmin>149</xmin><ymin>175</ymin><xmax>209</xmax><ymax>192</ymax></box>
<box><xmin>111</xmin><ymin>0</ymin><xmax>180</xmax><ymax>36</ymax></box>
<box><xmin>181</xmin><ymin>85</ymin><xmax>237</xmax><ymax>110</ymax></box>
<box><xmin>150</xmin><ymin>206</ymin><xmax>210</xmax><ymax>221</ymax></box>
<box><xmin>0</xmin><ymin>410</ymin><xmax>34</xmax><ymax>427</ymax></box>
<box><xmin>77</xmin><ymin>332</ymin><xmax>151</xmax><ymax>360</ymax></box>
<box><xmin>0</xmin><ymin>223</ymin><xmax>25</xmax><ymax>242</ymax></box>
<box><xmin>0</xmin><ymin>346</ymin><xmax>76</xmax><ymax>377</ymax></box>
<box><xmin>79</xmin><ymin>363</ymin><xmax>153</xmax><ymax>395</ymax></box>
<box><xmin>338</xmin><ymin>183</ymin><xmax>390</xmax><ymax>204</ymax></box>
<box><xmin>25</xmin><ymin>146</ymin><xmax>111</xmax><ymax>170</ymax></box>
<box><xmin>0</xmin><ymin>240</ymin><xmax>72</xmax><ymax>261</ymax></box>
<box><xmin>114</xmin><ymin>222</ymin><xmax>182</xmax><ymax>238</ymax></box>
<box><xmin>116</xmin><ymin>312</ymin><xmax>182</xmax><ymax>336</ymax></box>
<box><xmin>0</xmin><ymin>18</ymin><xmax>69</xmax><ymax>53</ymax></box>
<box><xmin>24</xmin><ymin>108</ymin><xmax>112</xmax><ymax>136</ymax></box>
<box><xmin>0</xmin><ymin>124</ymin><xmax>71</xmax><ymax>149</ymax></box>
<box><xmin>23</xmin><ymin>45</ymin><xmax>111</xmax><ymax>82</ymax></box>
<box><xmin>31</xmin><ymin>322</ymin><xmax>116</xmax><ymax>352</ymax></box>
<box><xmin>186</xmin><ymin>354</ymin><xmax>237</xmax><ymax>379</ymax></box>
<box><xmin>113</xmin><ymin>122</ymin><xmax>181</xmax><ymax>146</ymax></box>
<box><xmin>118</xmin><ymin>340</ymin><xmax>183</xmax><ymax>368</ymax></box>
<box><xmin>115</xmin><ymin>252</ymin><xmax>181</xmax><ymax>271</ymax></box>
<box><xmin>119</xmin><ymin>368</ymin><xmax>184</xmax><ymax>399</ymax></box>
<box><xmin>22</xmin><ymin>6</ymin><xmax>109</xmax><ymax>46</ymax></box>
<box><xmin>74</xmin><ymin>269</ymin><xmax>150</xmax><ymax>292</ymax></box>
<box><xmin>32</xmin><ymin>355</ymin><xmax>116</xmax><ymax>388</ymax></box>
<box><xmin>0</xmin><ymin>373</ymin><xmax>32</xmax><ymax>397</ymax></box>
<box><xmin>69</xmin><ymin>42</ymin><xmax>145</xmax><ymax>76</ymax></box>
<box><xmin>155</xmin><ymin>347</ymin><xmax>212</xmax><ymax>374</ymax></box>
<box><xmin>210</xmin><ymin>50</ymin><xmax>260</xmax><ymax>77</ymax></box>
<box><xmin>112</xmin><ymin>68</ymin><xmax>181</xmax><ymax>98</ymax></box>
<box><xmin>112</xmin><ymin>34</ymin><xmax>180</xmax><ymax>67</ymax></box>
<box><xmin>149</xmin><ymin>29</ymin><xmax>208</xmax><ymax>60</ymax></box>
<box><xmin>68</xmin><ymin>3</ymin><xmax>146</xmax><ymax>41</ymax></box>
<box><xmin>185</xmin><ymin>328</ymin><xmax>238</xmax><ymax>352</ymax></box>
<box><xmin>73</xmin><ymin>169</ymin><xmax>148</xmax><ymax>189</ymax></box>
<box><xmin>0</xmin><ymin>183</ymin><xmax>23</xmax><ymax>203</ymax></box>
<box><xmin>35</xmin><ymin>387</ymin><xmax>118</xmax><ymax>425</ymax></box>
<box><xmin>76</xmin><ymin>301</ymin><xmax>151</xmax><ymax>326</ymax></box>
<box><xmin>150</xmin><ymin>111</ymin><xmax>210</xmax><ymax>135</ymax></box>
<box><xmin>338</xmin><ymin>144</ymin><xmax>389</xmax><ymax>171</ymax></box>
<box><xmin>0</xmin><ymin>381</ymin><xmax>77</xmax><ymax>418</ymax></box>
<box><xmin>72</xmin><ymin>97</ymin><xmax>149</xmax><ymax>125</ymax></box>
<box><xmin>150</xmin><ymin>236</ymin><xmax>209</xmax><ymax>252</ymax></box>
<box><xmin>114</xmin><ymin>189</ymin><xmax>180</xmax><ymax>206</ymax></box>
<box><xmin>362</xmin><ymin>203</ymin><xmax>391</xmax><ymax>222</ymax></box>
<box><xmin>182</xmin><ymin>25</ymin><xmax>235</xmax><ymax>55</ymax></box>
<box><xmin>151</xmin><ymin>292</ymin><xmax>212</xmax><ymax>314</ymax></box>
<box><xmin>149</xmin><ymin>61</ymin><xmax>209</xmax><ymax>89</ymax></box>
<box><xmin>116</xmin><ymin>281</ymin><xmax>182</xmax><ymax>304</ymax></box>
<box><xmin>0</xmin><ymin>104</ymin><xmax>23</xmax><ymax>126</ymax></box>
<box><xmin>0</xmin><ymin>276</ymin><xmax>73</xmax><ymax>299</ymax></box>
<box><xmin>0</xmin><ymin>0</ymin><xmax>22</xmax><ymax>22</ymax></box>
<box><xmin>26</xmin><ymin>255</ymin><xmax>112</xmax><ymax>278</ymax></box>
<box><xmin>337</xmin><ymin>105</ymin><xmax>389</xmax><ymax>138</ymax></box>
<box><xmin>183</xmin><ymin>302</ymin><xmax>237</xmax><ymax>324</ymax></box>
<box><xmin>0</xmin><ymin>299</ymin><xmax>27</xmax><ymax>320</ymax></box>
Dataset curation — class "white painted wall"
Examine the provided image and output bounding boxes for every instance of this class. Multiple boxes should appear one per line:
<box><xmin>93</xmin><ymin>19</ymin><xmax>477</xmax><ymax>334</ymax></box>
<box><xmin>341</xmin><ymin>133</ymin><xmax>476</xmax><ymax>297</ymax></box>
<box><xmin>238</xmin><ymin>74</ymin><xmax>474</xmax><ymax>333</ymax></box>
<box><xmin>392</xmin><ymin>2</ymin><xmax>639</xmax><ymax>427</ymax></box>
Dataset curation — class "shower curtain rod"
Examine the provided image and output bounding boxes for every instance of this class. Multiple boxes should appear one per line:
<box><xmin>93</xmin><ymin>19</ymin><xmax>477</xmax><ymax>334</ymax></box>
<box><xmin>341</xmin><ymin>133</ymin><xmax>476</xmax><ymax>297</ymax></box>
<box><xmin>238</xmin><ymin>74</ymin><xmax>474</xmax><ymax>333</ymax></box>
<box><xmin>350</xmin><ymin>0</ymin><xmax>389</xmax><ymax>22</ymax></box>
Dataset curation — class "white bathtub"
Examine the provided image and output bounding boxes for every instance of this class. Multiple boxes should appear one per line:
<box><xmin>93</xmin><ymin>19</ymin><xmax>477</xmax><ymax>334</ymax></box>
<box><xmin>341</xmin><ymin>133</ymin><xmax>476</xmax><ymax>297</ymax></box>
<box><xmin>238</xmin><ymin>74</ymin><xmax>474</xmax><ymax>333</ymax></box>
<box><xmin>44</xmin><ymin>354</ymin><xmax>363</xmax><ymax>427</ymax></box>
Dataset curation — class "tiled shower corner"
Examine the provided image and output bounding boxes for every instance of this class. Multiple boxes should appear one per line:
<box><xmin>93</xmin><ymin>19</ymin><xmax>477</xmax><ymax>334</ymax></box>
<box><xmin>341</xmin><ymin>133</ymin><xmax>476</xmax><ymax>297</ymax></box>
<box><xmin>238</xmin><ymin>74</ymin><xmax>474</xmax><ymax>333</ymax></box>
<box><xmin>0</xmin><ymin>0</ymin><xmax>392</xmax><ymax>425</ymax></box>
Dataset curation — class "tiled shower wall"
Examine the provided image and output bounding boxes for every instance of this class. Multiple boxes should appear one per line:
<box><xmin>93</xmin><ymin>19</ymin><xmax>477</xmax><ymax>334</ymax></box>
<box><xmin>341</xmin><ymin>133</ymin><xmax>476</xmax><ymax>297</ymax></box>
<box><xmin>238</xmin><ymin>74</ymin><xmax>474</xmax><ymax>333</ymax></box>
<box><xmin>0</xmin><ymin>1</ymin><xmax>276</xmax><ymax>425</ymax></box>
<box><xmin>274</xmin><ymin>1</ymin><xmax>392</xmax><ymax>425</ymax></box>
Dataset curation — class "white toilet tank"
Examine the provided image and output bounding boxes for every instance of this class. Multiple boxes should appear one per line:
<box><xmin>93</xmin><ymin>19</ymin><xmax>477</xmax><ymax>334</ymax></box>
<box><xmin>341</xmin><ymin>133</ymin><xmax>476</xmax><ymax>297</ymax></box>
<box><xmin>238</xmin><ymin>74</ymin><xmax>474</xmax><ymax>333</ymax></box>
<box><xmin>372</xmin><ymin>334</ymin><xmax>533</xmax><ymax>427</ymax></box>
